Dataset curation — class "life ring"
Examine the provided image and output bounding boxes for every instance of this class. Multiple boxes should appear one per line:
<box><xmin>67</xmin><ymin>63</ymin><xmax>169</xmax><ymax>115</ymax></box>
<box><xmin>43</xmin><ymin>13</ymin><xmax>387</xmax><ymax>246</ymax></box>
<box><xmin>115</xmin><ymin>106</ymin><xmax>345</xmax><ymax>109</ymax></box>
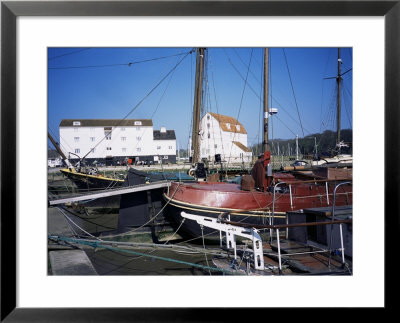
<box><xmin>188</xmin><ymin>168</ymin><xmax>196</xmax><ymax>177</ymax></box>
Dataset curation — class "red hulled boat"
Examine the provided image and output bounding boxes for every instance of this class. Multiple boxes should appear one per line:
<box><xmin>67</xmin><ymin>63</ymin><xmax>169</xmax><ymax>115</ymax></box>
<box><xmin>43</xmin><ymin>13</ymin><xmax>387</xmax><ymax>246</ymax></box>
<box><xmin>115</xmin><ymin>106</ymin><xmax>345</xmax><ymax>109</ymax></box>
<box><xmin>163</xmin><ymin>48</ymin><xmax>352</xmax><ymax>240</ymax></box>
<box><xmin>163</xmin><ymin>152</ymin><xmax>352</xmax><ymax>239</ymax></box>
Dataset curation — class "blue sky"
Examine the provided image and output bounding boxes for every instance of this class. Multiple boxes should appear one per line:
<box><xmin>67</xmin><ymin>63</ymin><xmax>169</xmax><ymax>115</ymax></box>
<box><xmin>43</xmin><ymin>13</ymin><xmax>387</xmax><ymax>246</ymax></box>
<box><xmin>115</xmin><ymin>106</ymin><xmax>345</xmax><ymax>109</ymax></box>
<box><xmin>48</xmin><ymin>47</ymin><xmax>352</xmax><ymax>151</ymax></box>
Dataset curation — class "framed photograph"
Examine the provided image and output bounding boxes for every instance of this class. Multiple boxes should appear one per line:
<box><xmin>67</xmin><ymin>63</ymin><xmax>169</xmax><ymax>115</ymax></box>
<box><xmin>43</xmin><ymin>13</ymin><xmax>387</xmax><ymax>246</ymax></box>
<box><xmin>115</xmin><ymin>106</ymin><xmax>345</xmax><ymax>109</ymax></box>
<box><xmin>2</xmin><ymin>0</ymin><xmax>398</xmax><ymax>320</ymax></box>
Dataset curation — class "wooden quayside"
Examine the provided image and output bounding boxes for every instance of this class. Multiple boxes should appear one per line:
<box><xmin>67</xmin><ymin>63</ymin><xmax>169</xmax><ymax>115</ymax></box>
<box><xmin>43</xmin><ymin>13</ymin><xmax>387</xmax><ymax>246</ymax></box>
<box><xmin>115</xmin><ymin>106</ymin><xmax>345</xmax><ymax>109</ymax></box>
<box><xmin>48</xmin><ymin>180</ymin><xmax>171</xmax><ymax>206</ymax></box>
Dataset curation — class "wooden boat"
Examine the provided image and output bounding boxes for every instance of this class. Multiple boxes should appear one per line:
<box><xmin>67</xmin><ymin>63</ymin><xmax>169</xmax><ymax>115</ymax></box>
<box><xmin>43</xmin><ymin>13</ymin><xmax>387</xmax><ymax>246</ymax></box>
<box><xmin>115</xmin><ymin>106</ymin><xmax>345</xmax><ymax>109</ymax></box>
<box><xmin>48</xmin><ymin>132</ymin><xmax>125</xmax><ymax>190</ymax></box>
<box><xmin>163</xmin><ymin>168</ymin><xmax>352</xmax><ymax>239</ymax></box>
<box><xmin>163</xmin><ymin>48</ymin><xmax>352</xmax><ymax>240</ymax></box>
<box><xmin>59</xmin><ymin>167</ymin><xmax>124</xmax><ymax>190</ymax></box>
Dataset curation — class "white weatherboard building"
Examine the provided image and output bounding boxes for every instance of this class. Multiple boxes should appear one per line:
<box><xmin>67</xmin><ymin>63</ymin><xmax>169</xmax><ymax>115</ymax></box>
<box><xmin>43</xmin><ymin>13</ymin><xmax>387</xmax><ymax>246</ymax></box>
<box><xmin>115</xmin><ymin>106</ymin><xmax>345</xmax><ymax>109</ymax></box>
<box><xmin>199</xmin><ymin>112</ymin><xmax>252</xmax><ymax>163</ymax></box>
<box><xmin>59</xmin><ymin>119</ymin><xmax>176</xmax><ymax>165</ymax></box>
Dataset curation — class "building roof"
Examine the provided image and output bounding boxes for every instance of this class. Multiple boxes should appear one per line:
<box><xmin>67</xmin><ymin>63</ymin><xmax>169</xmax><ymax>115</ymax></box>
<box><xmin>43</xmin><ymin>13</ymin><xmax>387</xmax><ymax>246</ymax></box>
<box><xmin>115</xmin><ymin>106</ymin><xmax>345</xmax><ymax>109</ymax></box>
<box><xmin>153</xmin><ymin>130</ymin><xmax>176</xmax><ymax>140</ymax></box>
<box><xmin>232</xmin><ymin>141</ymin><xmax>252</xmax><ymax>152</ymax></box>
<box><xmin>208</xmin><ymin>112</ymin><xmax>247</xmax><ymax>134</ymax></box>
<box><xmin>59</xmin><ymin>119</ymin><xmax>153</xmax><ymax>127</ymax></box>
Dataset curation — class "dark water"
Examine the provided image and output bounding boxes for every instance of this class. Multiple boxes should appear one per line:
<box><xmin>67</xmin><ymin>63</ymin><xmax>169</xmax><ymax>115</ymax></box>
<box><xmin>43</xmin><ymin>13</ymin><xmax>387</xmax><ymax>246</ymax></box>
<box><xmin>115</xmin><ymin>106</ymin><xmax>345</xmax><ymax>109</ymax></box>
<box><xmin>84</xmin><ymin>246</ymin><xmax>222</xmax><ymax>276</ymax></box>
<box><xmin>74</xmin><ymin>208</ymin><xmax>226</xmax><ymax>276</ymax></box>
<box><xmin>48</xmin><ymin>183</ymin><xmax>227</xmax><ymax>276</ymax></box>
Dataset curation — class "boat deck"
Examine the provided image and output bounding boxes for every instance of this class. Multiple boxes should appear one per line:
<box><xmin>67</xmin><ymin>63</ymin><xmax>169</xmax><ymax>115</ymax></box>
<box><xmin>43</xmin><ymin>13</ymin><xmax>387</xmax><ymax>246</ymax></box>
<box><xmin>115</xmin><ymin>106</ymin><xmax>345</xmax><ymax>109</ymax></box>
<box><xmin>212</xmin><ymin>239</ymin><xmax>350</xmax><ymax>275</ymax></box>
<box><xmin>269</xmin><ymin>240</ymin><xmax>350</xmax><ymax>274</ymax></box>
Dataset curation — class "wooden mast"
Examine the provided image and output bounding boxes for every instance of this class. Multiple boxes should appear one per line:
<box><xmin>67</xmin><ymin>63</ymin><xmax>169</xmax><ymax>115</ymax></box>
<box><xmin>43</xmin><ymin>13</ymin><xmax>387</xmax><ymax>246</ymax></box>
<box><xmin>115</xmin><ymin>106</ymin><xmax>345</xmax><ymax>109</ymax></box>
<box><xmin>48</xmin><ymin>132</ymin><xmax>73</xmax><ymax>169</ymax></box>
<box><xmin>263</xmin><ymin>48</ymin><xmax>270</xmax><ymax>153</ymax></box>
<box><xmin>336</xmin><ymin>48</ymin><xmax>342</xmax><ymax>149</ymax></box>
<box><xmin>191</xmin><ymin>48</ymin><xmax>205</xmax><ymax>164</ymax></box>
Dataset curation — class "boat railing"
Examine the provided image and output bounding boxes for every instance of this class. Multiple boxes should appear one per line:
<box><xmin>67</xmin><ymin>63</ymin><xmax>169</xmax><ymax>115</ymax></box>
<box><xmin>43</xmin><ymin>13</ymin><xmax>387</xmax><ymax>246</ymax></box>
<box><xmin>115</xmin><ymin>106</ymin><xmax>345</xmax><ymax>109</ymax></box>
<box><xmin>273</xmin><ymin>181</ymin><xmax>352</xmax><ymax>273</ymax></box>
<box><xmin>261</xmin><ymin>180</ymin><xmax>353</xmax><ymax>273</ymax></box>
<box><xmin>328</xmin><ymin>181</ymin><xmax>352</xmax><ymax>266</ymax></box>
<box><xmin>271</xmin><ymin>177</ymin><xmax>352</xmax><ymax>219</ymax></box>
<box><xmin>221</xmin><ymin>217</ymin><xmax>352</xmax><ymax>275</ymax></box>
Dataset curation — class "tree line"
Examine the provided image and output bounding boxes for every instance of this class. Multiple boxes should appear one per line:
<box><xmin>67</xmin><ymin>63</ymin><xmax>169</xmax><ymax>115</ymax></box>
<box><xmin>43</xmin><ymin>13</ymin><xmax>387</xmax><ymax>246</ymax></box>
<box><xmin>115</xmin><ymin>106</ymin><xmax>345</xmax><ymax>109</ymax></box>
<box><xmin>251</xmin><ymin>129</ymin><xmax>353</xmax><ymax>158</ymax></box>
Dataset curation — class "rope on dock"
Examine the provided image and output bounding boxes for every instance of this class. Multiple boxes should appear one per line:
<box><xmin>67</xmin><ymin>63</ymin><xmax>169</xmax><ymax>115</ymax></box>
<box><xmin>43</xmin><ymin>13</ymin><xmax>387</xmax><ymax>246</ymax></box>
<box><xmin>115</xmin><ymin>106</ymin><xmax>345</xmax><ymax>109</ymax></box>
<box><xmin>48</xmin><ymin>235</ymin><xmax>242</xmax><ymax>275</ymax></box>
<box><xmin>57</xmin><ymin>207</ymin><xmax>103</xmax><ymax>240</ymax></box>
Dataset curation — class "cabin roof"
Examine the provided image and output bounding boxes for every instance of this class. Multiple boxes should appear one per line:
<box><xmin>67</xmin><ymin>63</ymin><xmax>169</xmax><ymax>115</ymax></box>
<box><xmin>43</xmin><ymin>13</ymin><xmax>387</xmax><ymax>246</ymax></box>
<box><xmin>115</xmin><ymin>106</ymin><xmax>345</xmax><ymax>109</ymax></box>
<box><xmin>232</xmin><ymin>141</ymin><xmax>252</xmax><ymax>152</ymax></box>
<box><xmin>208</xmin><ymin>112</ymin><xmax>247</xmax><ymax>134</ymax></box>
<box><xmin>153</xmin><ymin>130</ymin><xmax>176</xmax><ymax>140</ymax></box>
<box><xmin>59</xmin><ymin>119</ymin><xmax>153</xmax><ymax>127</ymax></box>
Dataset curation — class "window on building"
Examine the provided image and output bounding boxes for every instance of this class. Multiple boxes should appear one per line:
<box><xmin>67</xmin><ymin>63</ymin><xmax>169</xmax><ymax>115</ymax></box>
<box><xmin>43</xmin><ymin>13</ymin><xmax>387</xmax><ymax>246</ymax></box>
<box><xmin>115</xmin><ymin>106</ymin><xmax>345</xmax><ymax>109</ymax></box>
<box><xmin>90</xmin><ymin>137</ymin><xmax>95</xmax><ymax>142</ymax></box>
<box><xmin>73</xmin><ymin>121</ymin><xmax>81</xmax><ymax>126</ymax></box>
<box><xmin>74</xmin><ymin>137</ymin><xmax>79</xmax><ymax>142</ymax></box>
<box><xmin>121</xmin><ymin>127</ymin><xmax>125</xmax><ymax>131</ymax></box>
<box><xmin>168</xmin><ymin>146</ymin><xmax>172</xmax><ymax>149</ymax></box>
<box><xmin>136</xmin><ymin>127</ymin><xmax>141</xmax><ymax>131</ymax></box>
<box><xmin>226</xmin><ymin>123</ymin><xmax>231</xmax><ymax>129</ymax></box>
<box><xmin>207</xmin><ymin>123</ymin><xmax>210</xmax><ymax>129</ymax></box>
<box><xmin>214</xmin><ymin>144</ymin><xmax>218</xmax><ymax>149</ymax></box>
<box><xmin>236</xmin><ymin>125</ymin><xmax>240</xmax><ymax>131</ymax></box>
<box><xmin>157</xmin><ymin>146</ymin><xmax>161</xmax><ymax>150</ymax></box>
<box><xmin>136</xmin><ymin>137</ymin><xmax>141</xmax><ymax>141</ymax></box>
<box><xmin>208</xmin><ymin>133</ymin><xmax>210</xmax><ymax>139</ymax></box>
<box><xmin>207</xmin><ymin>115</ymin><xmax>210</xmax><ymax>120</ymax></box>
<box><xmin>134</xmin><ymin>121</ymin><xmax>142</xmax><ymax>126</ymax></box>
<box><xmin>136</xmin><ymin>148</ymin><xmax>141</xmax><ymax>152</ymax></box>
<box><xmin>74</xmin><ymin>127</ymin><xmax>79</xmax><ymax>132</ymax></box>
<box><xmin>121</xmin><ymin>137</ymin><xmax>126</xmax><ymax>141</ymax></box>
<box><xmin>106</xmin><ymin>147</ymin><xmax>112</xmax><ymax>151</ymax></box>
<box><xmin>163</xmin><ymin>156</ymin><xmax>168</xmax><ymax>159</ymax></box>
<box><xmin>122</xmin><ymin>148</ymin><xmax>126</xmax><ymax>153</ymax></box>
<box><xmin>104</xmin><ymin>127</ymin><xmax>112</xmax><ymax>140</ymax></box>
<box><xmin>75</xmin><ymin>148</ymin><xmax>80</xmax><ymax>154</ymax></box>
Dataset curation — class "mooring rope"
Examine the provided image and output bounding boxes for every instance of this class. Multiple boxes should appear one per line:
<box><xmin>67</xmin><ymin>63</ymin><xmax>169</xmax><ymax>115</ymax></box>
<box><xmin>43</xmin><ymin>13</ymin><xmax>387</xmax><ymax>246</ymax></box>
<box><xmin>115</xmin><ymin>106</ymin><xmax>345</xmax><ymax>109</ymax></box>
<box><xmin>98</xmin><ymin>182</ymin><xmax>182</xmax><ymax>239</ymax></box>
<box><xmin>200</xmin><ymin>224</ymin><xmax>212</xmax><ymax>275</ymax></box>
<box><xmin>57</xmin><ymin>207</ymin><xmax>103</xmax><ymax>241</ymax></box>
<box><xmin>48</xmin><ymin>235</ymin><xmax>242</xmax><ymax>275</ymax></box>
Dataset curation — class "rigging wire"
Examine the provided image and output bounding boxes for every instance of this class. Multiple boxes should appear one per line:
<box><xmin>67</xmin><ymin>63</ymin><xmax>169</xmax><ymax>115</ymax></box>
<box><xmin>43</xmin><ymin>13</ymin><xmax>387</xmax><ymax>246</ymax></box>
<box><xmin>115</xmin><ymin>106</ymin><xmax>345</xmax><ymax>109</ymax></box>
<box><xmin>225</xmin><ymin>49</ymin><xmax>315</xmax><ymax>137</ymax></box>
<box><xmin>321</xmin><ymin>83</ymin><xmax>338</xmax><ymax>132</ymax></box>
<box><xmin>209</xmin><ymin>53</ymin><xmax>226</xmax><ymax>163</ymax></box>
<box><xmin>48</xmin><ymin>48</ymin><xmax>91</xmax><ymax>61</ymax></box>
<box><xmin>80</xmin><ymin>49</ymin><xmax>195</xmax><ymax>162</ymax></box>
<box><xmin>342</xmin><ymin>82</ymin><xmax>353</xmax><ymax>127</ymax></box>
<box><xmin>48</xmin><ymin>126</ymin><xmax>75</xmax><ymax>159</ymax></box>
<box><xmin>273</xmin><ymin>115</ymin><xmax>297</xmax><ymax>137</ymax></box>
<box><xmin>282</xmin><ymin>49</ymin><xmax>305</xmax><ymax>137</ymax></box>
<box><xmin>224</xmin><ymin>48</ymin><xmax>253</xmax><ymax>168</ymax></box>
<box><xmin>232</xmin><ymin>48</ymin><xmax>262</xmax><ymax>88</ymax></box>
<box><xmin>319</xmin><ymin>48</ymin><xmax>333</xmax><ymax>133</ymax></box>
<box><xmin>49</xmin><ymin>51</ymin><xmax>191</xmax><ymax>70</ymax></box>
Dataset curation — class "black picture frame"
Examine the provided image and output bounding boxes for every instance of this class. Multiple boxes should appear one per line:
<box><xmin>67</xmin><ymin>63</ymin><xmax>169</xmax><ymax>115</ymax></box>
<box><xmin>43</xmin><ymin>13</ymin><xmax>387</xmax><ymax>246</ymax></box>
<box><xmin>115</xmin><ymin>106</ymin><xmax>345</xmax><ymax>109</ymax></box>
<box><xmin>1</xmin><ymin>0</ymin><xmax>397</xmax><ymax>321</ymax></box>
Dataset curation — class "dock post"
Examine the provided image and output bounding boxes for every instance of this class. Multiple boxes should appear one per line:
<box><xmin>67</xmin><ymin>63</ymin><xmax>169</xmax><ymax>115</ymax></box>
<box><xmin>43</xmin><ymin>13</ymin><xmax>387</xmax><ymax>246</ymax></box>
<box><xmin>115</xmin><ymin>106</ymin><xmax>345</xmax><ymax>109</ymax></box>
<box><xmin>276</xmin><ymin>228</ymin><xmax>282</xmax><ymax>274</ymax></box>
<box><xmin>339</xmin><ymin>223</ymin><xmax>345</xmax><ymax>265</ymax></box>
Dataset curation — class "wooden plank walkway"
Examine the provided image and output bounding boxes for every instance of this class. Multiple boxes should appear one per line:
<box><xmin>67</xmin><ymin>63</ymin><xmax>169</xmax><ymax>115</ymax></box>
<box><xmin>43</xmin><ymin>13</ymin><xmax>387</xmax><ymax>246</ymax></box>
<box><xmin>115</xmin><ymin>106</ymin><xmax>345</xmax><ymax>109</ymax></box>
<box><xmin>48</xmin><ymin>180</ymin><xmax>170</xmax><ymax>206</ymax></box>
<box><xmin>48</xmin><ymin>207</ymin><xmax>98</xmax><ymax>275</ymax></box>
<box><xmin>49</xmin><ymin>250</ymin><xmax>97</xmax><ymax>275</ymax></box>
